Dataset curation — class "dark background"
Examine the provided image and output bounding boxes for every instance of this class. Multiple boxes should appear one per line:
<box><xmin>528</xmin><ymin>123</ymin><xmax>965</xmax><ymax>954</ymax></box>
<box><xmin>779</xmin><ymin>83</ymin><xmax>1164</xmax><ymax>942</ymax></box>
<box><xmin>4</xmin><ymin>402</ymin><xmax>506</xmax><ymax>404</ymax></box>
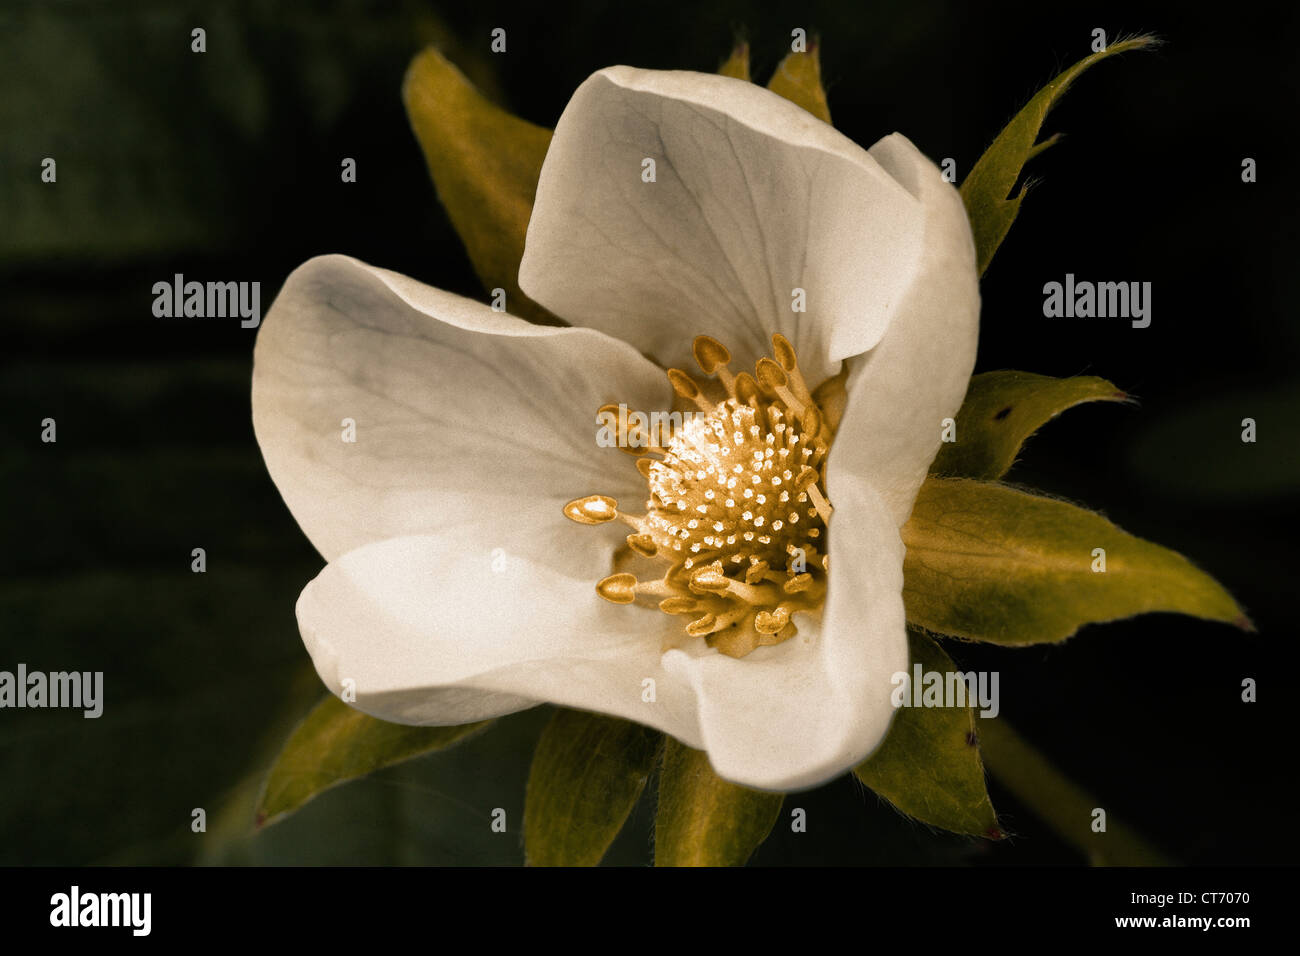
<box><xmin>1</xmin><ymin>0</ymin><xmax>1295</xmax><ymax>864</ymax></box>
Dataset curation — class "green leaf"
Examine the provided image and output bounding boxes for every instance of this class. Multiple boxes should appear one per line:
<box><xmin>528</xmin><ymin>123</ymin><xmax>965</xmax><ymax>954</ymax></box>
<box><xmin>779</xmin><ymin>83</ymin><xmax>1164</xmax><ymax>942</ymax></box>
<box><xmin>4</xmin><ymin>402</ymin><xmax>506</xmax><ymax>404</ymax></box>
<box><xmin>901</xmin><ymin>478</ymin><xmax>1250</xmax><ymax>644</ymax></box>
<box><xmin>654</xmin><ymin>738</ymin><xmax>783</xmax><ymax>866</ymax></box>
<box><xmin>854</xmin><ymin>632</ymin><xmax>1000</xmax><ymax>837</ymax></box>
<box><xmin>960</xmin><ymin>36</ymin><xmax>1157</xmax><ymax>274</ymax></box>
<box><xmin>717</xmin><ymin>41</ymin><xmax>751</xmax><ymax>81</ymax></box>
<box><xmin>932</xmin><ymin>370</ymin><xmax>1130</xmax><ymax>479</ymax></box>
<box><xmin>257</xmin><ymin>695</ymin><xmax>491</xmax><ymax>828</ymax></box>
<box><xmin>524</xmin><ymin>709</ymin><xmax>661</xmax><ymax>866</ymax></box>
<box><xmin>402</xmin><ymin>47</ymin><xmax>557</xmax><ymax>324</ymax></box>
<box><xmin>211</xmin><ymin>708</ymin><xmax>550</xmax><ymax>865</ymax></box>
<box><xmin>766</xmin><ymin>44</ymin><xmax>831</xmax><ymax>124</ymax></box>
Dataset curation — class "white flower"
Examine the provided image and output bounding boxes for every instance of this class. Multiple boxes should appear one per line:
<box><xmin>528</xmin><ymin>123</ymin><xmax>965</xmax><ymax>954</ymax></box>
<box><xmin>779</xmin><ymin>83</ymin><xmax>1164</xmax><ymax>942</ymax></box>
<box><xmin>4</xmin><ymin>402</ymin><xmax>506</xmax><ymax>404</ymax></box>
<box><xmin>252</xmin><ymin>67</ymin><xmax>979</xmax><ymax>792</ymax></box>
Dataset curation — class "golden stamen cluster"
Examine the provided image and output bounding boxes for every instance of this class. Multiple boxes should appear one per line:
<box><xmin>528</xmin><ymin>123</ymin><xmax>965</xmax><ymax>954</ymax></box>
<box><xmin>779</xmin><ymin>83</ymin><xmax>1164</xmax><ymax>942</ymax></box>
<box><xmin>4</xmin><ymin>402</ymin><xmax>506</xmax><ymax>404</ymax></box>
<box><xmin>565</xmin><ymin>334</ymin><xmax>838</xmax><ymax>658</ymax></box>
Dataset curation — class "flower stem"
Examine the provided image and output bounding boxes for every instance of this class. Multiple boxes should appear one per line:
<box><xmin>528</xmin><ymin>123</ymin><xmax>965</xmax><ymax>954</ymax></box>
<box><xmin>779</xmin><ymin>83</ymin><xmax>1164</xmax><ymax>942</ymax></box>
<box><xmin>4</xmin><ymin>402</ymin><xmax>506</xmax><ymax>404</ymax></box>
<box><xmin>978</xmin><ymin>717</ymin><xmax>1172</xmax><ymax>866</ymax></box>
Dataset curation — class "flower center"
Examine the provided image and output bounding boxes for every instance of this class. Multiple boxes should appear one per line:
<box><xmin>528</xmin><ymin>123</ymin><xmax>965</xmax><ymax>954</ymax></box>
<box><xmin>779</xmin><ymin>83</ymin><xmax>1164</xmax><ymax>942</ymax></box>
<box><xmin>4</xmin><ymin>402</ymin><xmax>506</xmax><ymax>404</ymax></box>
<box><xmin>565</xmin><ymin>334</ymin><xmax>842</xmax><ymax>658</ymax></box>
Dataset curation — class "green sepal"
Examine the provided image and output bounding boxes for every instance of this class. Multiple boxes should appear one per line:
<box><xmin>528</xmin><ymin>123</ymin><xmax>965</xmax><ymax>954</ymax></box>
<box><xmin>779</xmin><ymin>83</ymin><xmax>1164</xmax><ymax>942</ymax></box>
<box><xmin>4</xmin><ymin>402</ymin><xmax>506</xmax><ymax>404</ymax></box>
<box><xmin>402</xmin><ymin>47</ymin><xmax>557</xmax><ymax>323</ymax></box>
<box><xmin>901</xmin><ymin>478</ymin><xmax>1251</xmax><ymax>644</ymax></box>
<box><xmin>256</xmin><ymin>695</ymin><xmax>490</xmax><ymax>828</ymax></box>
<box><xmin>654</xmin><ymin>738</ymin><xmax>783</xmax><ymax>866</ymax></box>
<box><xmin>524</xmin><ymin>709</ymin><xmax>661</xmax><ymax>866</ymax></box>
<box><xmin>960</xmin><ymin>36</ymin><xmax>1157</xmax><ymax>274</ymax></box>
<box><xmin>766</xmin><ymin>43</ymin><xmax>832</xmax><ymax>123</ymax></box>
<box><xmin>932</xmin><ymin>370</ymin><xmax>1130</xmax><ymax>479</ymax></box>
<box><xmin>717</xmin><ymin>41</ymin><xmax>751</xmax><ymax>81</ymax></box>
<box><xmin>855</xmin><ymin>631</ymin><xmax>1000</xmax><ymax>838</ymax></box>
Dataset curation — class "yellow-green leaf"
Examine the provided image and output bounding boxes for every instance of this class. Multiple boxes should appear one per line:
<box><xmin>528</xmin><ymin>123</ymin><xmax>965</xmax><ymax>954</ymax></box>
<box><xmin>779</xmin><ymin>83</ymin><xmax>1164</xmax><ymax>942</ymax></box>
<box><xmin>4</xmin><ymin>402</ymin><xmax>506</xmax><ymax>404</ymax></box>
<box><xmin>654</xmin><ymin>738</ymin><xmax>783</xmax><ymax>866</ymax></box>
<box><xmin>854</xmin><ymin>632</ymin><xmax>999</xmax><ymax>837</ymax></box>
<box><xmin>902</xmin><ymin>478</ymin><xmax>1250</xmax><ymax>644</ymax></box>
<box><xmin>932</xmin><ymin>370</ymin><xmax>1130</xmax><ymax>479</ymax></box>
<box><xmin>524</xmin><ymin>709</ymin><xmax>661</xmax><ymax>866</ymax></box>
<box><xmin>766</xmin><ymin>44</ymin><xmax>831</xmax><ymax>123</ymax></box>
<box><xmin>402</xmin><ymin>47</ymin><xmax>557</xmax><ymax>323</ymax></box>
<box><xmin>717</xmin><ymin>41</ymin><xmax>751</xmax><ymax>81</ymax></box>
<box><xmin>257</xmin><ymin>695</ymin><xmax>490</xmax><ymax>828</ymax></box>
<box><xmin>960</xmin><ymin>36</ymin><xmax>1157</xmax><ymax>274</ymax></box>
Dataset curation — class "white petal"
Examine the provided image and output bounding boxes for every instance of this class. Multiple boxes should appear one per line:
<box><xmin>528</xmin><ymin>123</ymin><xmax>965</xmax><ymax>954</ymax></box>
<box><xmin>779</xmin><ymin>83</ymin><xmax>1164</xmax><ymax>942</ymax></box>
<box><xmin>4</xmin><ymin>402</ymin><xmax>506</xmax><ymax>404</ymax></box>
<box><xmin>827</xmin><ymin>134</ymin><xmax>980</xmax><ymax>526</ymax></box>
<box><xmin>297</xmin><ymin>534</ymin><xmax>705</xmax><ymax>738</ymax></box>
<box><xmin>252</xmin><ymin>254</ymin><xmax>671</xmax><ymax>571</ymax></box>
<box><xmin>296</xmin><ymin>476</ymin><xmax>906</xmax><ymax>792</ymax></box>
<box><xmin>519</xmin><ymin>67</ymin><xmax>926</xmax><ymax>385</ymax></box>
<box><xmin>662</xmin><ymin>473</ymin><xmax>908</xmax><ymax>791</ymax></box>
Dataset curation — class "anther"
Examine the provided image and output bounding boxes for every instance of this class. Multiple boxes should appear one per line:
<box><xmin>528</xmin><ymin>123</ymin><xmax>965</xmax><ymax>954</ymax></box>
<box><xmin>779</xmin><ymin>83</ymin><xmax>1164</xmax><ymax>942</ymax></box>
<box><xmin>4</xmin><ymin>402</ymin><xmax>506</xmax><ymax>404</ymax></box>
<box><xmin>686</xmin><ymin>613</ymin><xmax>718</xmax><ymax>637</ymax></box>
<box><xmin>688</xmin><ymin>604</ymin><xmax>749</xmax><ymax>636</ymax></box>
<box><xmin>693</xmin><ymin>335</ymin><xmax>732</xmax><ymax>375</ymax></box>
<box><xmin>598</xmin><ymin>402</ymin><xmax>663</xmax><ymax>456</ymax></box>
<box><xmin>771</xmin><ymin>333</ymin><xmax>798</xmax><ymax>372</ymax></box>
<box><xmin>733</xmin><ymin>372</ymin><xmax>760</xmax><ymax>407</ymax></box>
<box><xmin>689</xmin><ymin>563</ymin><xmax>730</xmax><ymax>593</ymax></box>
<box><xmin>784</xmin><ymin>573</ymin><xmax>813</xmax><ymax>594</ymax></box>
<box><xmin>771</xmin><ymin>333</ymin><xmax>815</xmax><ymax>406</ymax></box>
<box><xmin>754</xmin><ymin>605</ymin><xmax>792</xmax><ymax>634</ymax></box>
<box><xmin>627</xmin><ymin>533</ymin><xmax>658</xmax><ymax>557</ymax></box>
<box><xmin>666</xmin><ymin>368</ymin><xmax>711</xmax><ymax>410</ymax></box>
<box><xmin>755</xmin><ymin>357</ymin><xmax>787</xmax><ymax>391</ymax></box>
<box><xmin>755</xmin><ymin>357</ymin><xmax>809</xmax><ymax>419</ymax></box>
<box><xmin>564</xmin><ymin>495</ymin><xmax>618</xmax><ymax>525</ymax></box>
<box><xmin>596</xmin><ymin>573</ymin><xmax>638</xmax><ymax>604</ymax></box>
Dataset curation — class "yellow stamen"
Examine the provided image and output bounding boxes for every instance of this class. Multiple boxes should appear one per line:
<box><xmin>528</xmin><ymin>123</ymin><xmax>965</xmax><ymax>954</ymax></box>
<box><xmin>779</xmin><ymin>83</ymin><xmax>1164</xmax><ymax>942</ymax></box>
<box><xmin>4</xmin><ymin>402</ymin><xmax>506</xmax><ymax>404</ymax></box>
<box><xmin>666</xmin><ymin>368</ymin><xmax>713</xmax><ymax>411</ymax></box>
<box><xmin>564</xmin><ymin>495</ymin><xmax>619</xmax><ymax>525</ymax></box>
<box><xmin>569</xmin><ymin>334</ymin><xmax>838</xmax><ymax>657</ymax></box>
<box><xmin>692</xmin><ymin>335</ymin><xmax>731</xmax><ymax>374</ymax></box>
<box><xmin>805</xmin><ymin>481</ymin><xmax>834</xmax><ymax>521</ymax></box>
<box><xmin>771</xmin><ymin>333</ymin><xmax>815</xmax><ymax>407</ymax></box>
<box><xmin>754</xmin><ymin>604</ymin><xmax>792</xmax><ymax>635</ymax></box>
<box><xmin>596</xmin><ymin>573</ymin><xmax>638</xmax><ymax>604</ymax></box>
<box><xmin>626</xmin><ymin>533</ymin><xmax>657</xmax><ymax>557</ymax></box>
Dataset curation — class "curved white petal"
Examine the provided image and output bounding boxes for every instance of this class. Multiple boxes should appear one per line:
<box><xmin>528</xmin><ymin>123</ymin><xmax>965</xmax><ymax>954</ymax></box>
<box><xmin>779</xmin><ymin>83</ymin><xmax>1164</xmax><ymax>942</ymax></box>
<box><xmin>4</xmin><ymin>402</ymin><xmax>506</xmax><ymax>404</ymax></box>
<box><xmin>519</xmin><ymin>67</ymin><xmax>926</xmax><ymax>385</ymax></box>
<box><xmin>296</xmin><ymin>533</ymin><xmax>705</xmax><ymax>738</ymax></box>
<box><xmin>827</xmin><ymin>134</ymin><xmax>980</xmax><ymax>526</ymax></box>
<box><xmin>297</xmin><ymin>473</ymin><xmax>905</xmax><ymax>792</ymax></box>
<box><xmin>662</xmin><ymin>472</ymin><xmax>908</xmax><ymax>791</ymax></box>
<box><xmin>252</xmin><ymin>254</ymin><xmax>671</xmax><ymax>572</ymax></box>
